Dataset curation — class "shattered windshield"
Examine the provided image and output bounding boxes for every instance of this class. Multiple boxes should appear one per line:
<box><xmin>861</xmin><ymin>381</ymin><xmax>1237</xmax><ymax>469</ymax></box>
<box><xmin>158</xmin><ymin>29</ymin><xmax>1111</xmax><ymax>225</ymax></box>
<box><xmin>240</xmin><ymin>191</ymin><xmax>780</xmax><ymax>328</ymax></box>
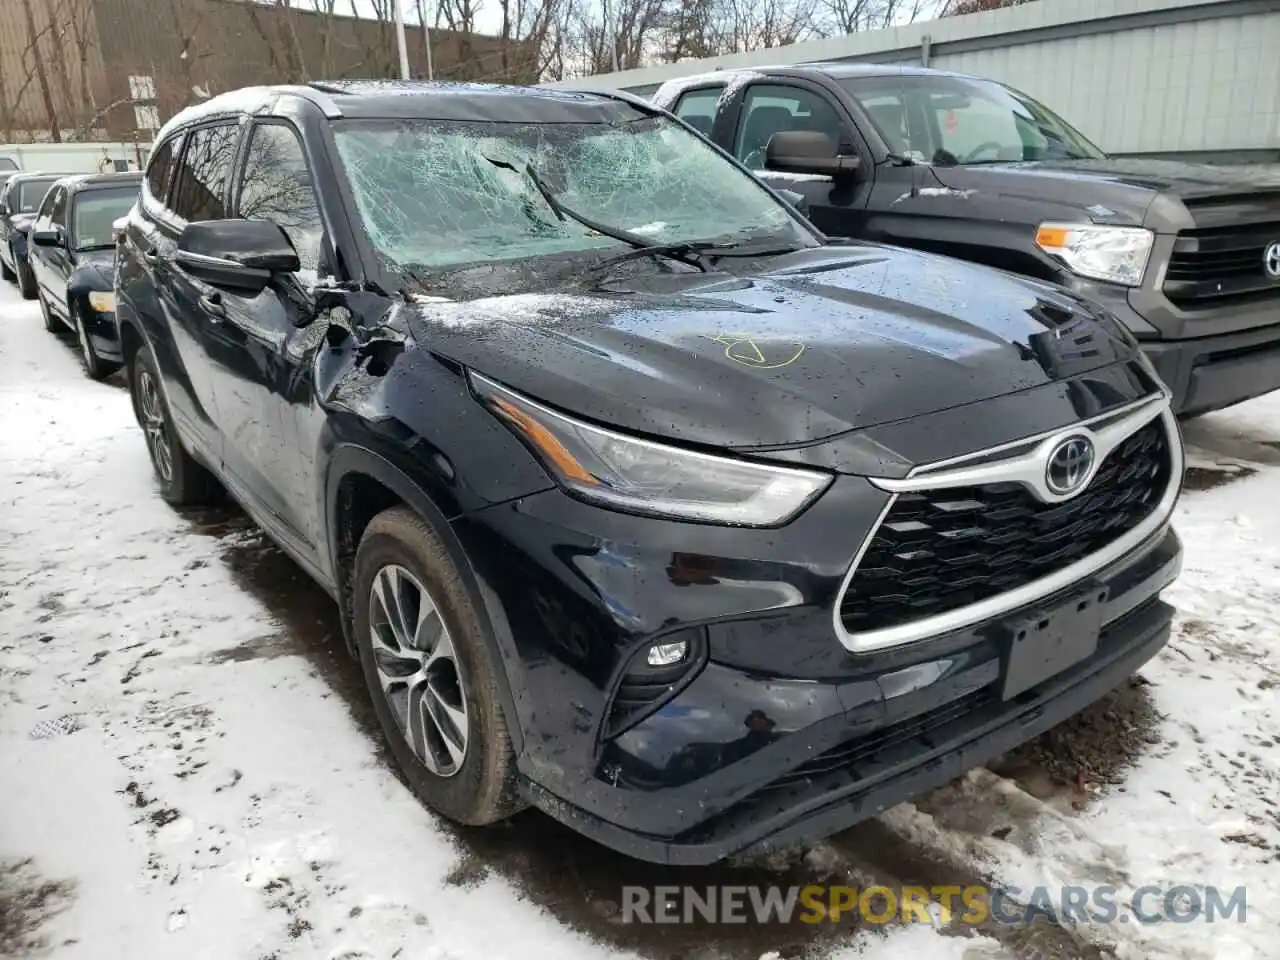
<box><xmin>839</xmin><ymin>75</ymin><xmax>1104</xmax><ymax>166</ymax></box>
<box><xmin>332</xmin><ymin>114</ymin><xmax>813</xmax><ymax>272</ymax></box>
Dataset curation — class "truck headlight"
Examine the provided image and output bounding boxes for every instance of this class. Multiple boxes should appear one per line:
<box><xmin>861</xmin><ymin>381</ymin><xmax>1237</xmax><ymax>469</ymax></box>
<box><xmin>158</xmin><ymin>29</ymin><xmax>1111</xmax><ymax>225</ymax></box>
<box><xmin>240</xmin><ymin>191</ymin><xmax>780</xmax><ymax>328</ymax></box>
<box><xmin>87</xmin><ymin>290</ymin><xmax>116</xmax><ymax>313</ymax></box>
<box><xmin>1035</xmin><ymin>223</ymin><xmax>1153</xmax><ymax>287</ymax></box>
<box><xmin>471</xmin><ymin>373</ymin><xmax>831</xmax><ymax>526</ymax></box>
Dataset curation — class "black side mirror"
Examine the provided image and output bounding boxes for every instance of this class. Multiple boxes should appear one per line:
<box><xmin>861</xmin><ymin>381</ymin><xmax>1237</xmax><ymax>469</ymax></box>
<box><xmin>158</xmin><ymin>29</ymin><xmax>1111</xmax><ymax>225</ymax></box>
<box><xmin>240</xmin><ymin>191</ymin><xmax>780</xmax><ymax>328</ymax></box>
<box><xmin>32</xmin><ymin>227</ymin><xmax>63</xmax><ymax>247</ymax></box>
<box><xmin>765</xmin><ymin>131</ymin><xmax>863</xmax><ymax>179</ymax></box>
<box><xmin>175</xmin><ymin>219</ymin><xmax>300</xmax><ymax>293</ymax></box>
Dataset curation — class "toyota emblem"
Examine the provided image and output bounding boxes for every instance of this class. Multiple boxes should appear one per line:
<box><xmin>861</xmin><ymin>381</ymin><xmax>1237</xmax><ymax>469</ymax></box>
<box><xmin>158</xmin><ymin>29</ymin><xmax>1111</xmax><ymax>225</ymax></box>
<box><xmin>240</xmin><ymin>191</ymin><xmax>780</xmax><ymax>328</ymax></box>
<box><xmin>1045</xmin><ymin>435</ymin><xmax>1095</xmax><ymax>497</ymax></box>
<box><xmin>1265</xmin><ymin>242</ymin><xmax>1280</xmax><ymax>280</ymax></box>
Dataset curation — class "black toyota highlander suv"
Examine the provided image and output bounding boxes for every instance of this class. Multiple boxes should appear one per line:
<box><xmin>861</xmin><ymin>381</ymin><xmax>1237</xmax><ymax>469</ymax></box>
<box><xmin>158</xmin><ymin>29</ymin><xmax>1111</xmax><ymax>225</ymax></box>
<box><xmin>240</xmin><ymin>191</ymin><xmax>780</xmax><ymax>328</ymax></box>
<box><xmin>116</xmin><ymin>81</ymin><xmax>1184</xmax><ymax>865</ymax></box>
<box><xmin>653</xmin><ymin>63</ymin><xmax>1280</xmax><ymax>420</ymax></box>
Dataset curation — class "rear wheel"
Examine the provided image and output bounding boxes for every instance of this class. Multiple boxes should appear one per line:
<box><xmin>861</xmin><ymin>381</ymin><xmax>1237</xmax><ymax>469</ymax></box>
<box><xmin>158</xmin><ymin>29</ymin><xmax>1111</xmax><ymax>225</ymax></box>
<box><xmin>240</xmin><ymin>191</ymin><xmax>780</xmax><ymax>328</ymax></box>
<box><xmin>130</xmin><ymin>346</ymin><xmax>221</xmax><ymax>505</ymax></box>
<box><xmin>74</xmin><ymin>305</ymin><xmax>121</xmax><ymax>381</ymax></box>
<box><xmin>353</xmin><ymin>506</ymin><xmax>523</xmax><ymax>826</ymax></box>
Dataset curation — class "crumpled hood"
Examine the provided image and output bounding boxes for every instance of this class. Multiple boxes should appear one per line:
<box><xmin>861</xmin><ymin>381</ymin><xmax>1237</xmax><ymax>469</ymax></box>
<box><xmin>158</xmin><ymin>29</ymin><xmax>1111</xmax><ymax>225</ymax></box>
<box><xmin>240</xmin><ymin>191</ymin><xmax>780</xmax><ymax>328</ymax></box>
<box><xmin>930</xmin><ymin>157</ymin><xmax>1280</xmax><ymax>228</ymax></box>
<box><xmin>405</xmin><ymin>243</ymin><xmax>1138</xmax><ymax>449</ymax></box>
<box><xmin>10</xmin><ymin>213</ymin><xmax>34</xmax><ymax>233</ymax></box>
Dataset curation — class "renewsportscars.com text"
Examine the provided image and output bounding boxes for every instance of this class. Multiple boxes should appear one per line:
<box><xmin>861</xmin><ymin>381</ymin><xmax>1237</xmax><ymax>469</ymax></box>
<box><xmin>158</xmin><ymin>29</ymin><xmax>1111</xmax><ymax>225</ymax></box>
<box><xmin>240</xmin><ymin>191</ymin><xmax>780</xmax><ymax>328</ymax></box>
<box><xmin>620</xmin><ymin>884</ymin><xmax>1248</xmax><ymax>926</ymax></box>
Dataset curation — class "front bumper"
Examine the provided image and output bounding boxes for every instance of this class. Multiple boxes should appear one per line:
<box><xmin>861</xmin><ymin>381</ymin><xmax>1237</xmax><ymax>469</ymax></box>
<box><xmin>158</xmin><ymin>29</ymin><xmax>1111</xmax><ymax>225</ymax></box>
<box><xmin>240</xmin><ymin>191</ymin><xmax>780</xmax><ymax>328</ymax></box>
<box><xmin>1062</xmin><ymin>274</ymin><xmax>1280</xmax><ymax>416</ymax></box>
<box><xmin>82</xmin><ymin>307</ymin><xmax>123</xmax><ymax>362</ymax></box>
<box><xmin>456</xmin><ymin>445</ymin><xmax>1182</xmax><ymax>864</ymax></box>
<box><xmin>523</xmin><ymin>527</ymin><xmax>1178</xmax><ymax>865</ymax></box>
<box><xmin>1141</xmin><ymin>326</ymin><xmax>1280</xmax><ymax>418</ymax></box>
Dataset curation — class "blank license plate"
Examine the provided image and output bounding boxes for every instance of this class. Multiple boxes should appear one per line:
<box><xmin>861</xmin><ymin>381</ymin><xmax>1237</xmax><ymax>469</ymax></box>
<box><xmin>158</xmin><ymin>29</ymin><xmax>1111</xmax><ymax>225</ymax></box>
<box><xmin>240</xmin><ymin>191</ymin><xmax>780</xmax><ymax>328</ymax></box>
<box><xmin>1001</xmin><ymin>584</ymin><xmax>1109</xmax><ymax>700</ymax></box>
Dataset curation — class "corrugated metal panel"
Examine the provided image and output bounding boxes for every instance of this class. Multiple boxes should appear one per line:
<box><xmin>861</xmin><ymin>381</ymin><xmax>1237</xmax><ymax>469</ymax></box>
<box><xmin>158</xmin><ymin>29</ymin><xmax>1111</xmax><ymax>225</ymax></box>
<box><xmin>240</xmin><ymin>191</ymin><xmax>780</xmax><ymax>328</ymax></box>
<box><xmin>935</xmin><ymin>10</ymin><xmax>1280</xmax><ymax>153</ymax></box>
<box><xmin>0</xmin><ymin>0</ymin><xmax>109</xmax><ymax>140</ymax></box>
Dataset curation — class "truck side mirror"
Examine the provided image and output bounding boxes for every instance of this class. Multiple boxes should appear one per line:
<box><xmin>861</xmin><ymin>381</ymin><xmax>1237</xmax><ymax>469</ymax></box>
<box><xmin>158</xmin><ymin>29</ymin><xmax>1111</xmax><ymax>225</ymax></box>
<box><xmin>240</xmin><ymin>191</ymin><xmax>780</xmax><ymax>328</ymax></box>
<box><xmin>765</xmin><ymin>131</ymin><xmax>863</xmax><ymax>180</ymax></box>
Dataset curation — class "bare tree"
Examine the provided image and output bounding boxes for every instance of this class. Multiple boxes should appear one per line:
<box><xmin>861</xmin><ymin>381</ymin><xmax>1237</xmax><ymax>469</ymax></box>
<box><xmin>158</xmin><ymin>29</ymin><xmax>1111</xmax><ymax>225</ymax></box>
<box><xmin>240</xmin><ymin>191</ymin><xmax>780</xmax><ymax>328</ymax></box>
<box><xmin>19</xmin><ymin>0</ymin><xmax>61</xmax><ymax>141</ymax></box>
<box><xmin>941</xmin><ymin>0</ymin><xmax>1032</xmax><ymax>14</ymax></box>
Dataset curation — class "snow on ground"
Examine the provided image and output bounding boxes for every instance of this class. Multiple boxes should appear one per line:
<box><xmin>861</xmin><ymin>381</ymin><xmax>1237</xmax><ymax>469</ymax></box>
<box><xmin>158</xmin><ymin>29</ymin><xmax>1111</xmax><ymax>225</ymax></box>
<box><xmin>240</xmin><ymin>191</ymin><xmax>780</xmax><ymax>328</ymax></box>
<box><xmin>1</xmin><ymin>279</ymin><xmax>1276</xmax><ymax>960</ymax></box>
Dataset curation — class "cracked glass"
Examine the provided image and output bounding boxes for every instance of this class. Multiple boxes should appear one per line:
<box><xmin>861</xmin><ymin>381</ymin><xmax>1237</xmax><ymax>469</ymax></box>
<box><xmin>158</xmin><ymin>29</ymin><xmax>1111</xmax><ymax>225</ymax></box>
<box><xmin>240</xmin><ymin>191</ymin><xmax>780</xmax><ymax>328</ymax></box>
<box><xmin>332</xmin><ymin>114</ymin><xmax>808</xmax><ymax>273</ymax></box>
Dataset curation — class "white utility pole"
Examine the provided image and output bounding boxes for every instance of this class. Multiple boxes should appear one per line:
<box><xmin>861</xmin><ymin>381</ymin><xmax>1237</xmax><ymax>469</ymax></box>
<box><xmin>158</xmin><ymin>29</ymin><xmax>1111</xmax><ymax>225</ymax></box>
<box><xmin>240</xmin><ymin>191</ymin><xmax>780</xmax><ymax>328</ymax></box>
<box><xmin>392</xmin><ymin>0</ymin><xmax>412</xmax><ymax>80</ymax></box>
<box><xmin>423</xmin><ymin>21</ymin><xmax>434</xmax><ymax>80</ymax></box>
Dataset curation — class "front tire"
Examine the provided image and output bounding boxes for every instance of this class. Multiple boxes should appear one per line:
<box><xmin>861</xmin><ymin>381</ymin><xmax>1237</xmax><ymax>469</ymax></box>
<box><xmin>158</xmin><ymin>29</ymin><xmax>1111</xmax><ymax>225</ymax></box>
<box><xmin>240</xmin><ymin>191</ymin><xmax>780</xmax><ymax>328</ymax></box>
<box><xmin>130</xmin><ymin>346</ymin><xmax>221</xmax><ymax>505</ymax></box>
<box><xmin>75</xmin><ymin>306</ymin><xmax>121</xmax><ymax>381</ymax></box>
<box><xmin>16</xmin><ymin>254</ymin><xmax>36</xmax><ymax>299</ymax></box>
<box><xmin>353</xmin><ymin>506</ymin><xmax>522</xmax><ymax>826</ymax></box>
<box><xmin>1</xmin><ymin>248</ymin><xmax>15</xmax><ymax>283</ymax></box>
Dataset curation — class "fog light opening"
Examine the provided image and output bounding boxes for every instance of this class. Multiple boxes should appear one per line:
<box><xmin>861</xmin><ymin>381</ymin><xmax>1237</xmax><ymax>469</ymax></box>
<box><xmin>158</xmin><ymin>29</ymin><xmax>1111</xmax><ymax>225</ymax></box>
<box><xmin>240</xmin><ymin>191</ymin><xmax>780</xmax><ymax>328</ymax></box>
<box><xmin>646</xmin><ymin>640</ymin><xmax>688</xmax><ymax>667</ymax></box>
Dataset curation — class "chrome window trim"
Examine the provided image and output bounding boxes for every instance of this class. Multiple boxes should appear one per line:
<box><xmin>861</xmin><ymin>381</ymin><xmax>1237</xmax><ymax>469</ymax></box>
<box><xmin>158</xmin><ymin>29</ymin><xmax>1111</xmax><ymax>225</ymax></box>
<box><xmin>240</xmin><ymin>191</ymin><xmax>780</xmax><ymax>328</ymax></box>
<box><xmin>832</xmin><ymin>394</ymin><xmax>1183</xmax><ymax>654</ymax></box>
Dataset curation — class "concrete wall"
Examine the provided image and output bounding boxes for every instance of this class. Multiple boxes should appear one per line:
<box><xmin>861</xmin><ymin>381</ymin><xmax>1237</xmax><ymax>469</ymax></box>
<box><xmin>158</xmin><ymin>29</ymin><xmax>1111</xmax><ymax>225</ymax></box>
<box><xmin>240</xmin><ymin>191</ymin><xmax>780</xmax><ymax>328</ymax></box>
<box><xmin>546</xmin><ymin>0</ymin><xmax>1280</xmax><ymax>161</ymax></box>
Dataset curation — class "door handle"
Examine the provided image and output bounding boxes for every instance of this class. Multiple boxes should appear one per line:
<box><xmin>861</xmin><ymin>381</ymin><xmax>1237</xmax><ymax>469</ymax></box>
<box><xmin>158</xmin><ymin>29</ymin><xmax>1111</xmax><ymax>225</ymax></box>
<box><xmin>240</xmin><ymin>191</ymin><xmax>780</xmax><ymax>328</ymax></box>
<box><xmin>200</xmin><ymin>292</ymin><xmax>226</xmax><ymax>320</ymax></box>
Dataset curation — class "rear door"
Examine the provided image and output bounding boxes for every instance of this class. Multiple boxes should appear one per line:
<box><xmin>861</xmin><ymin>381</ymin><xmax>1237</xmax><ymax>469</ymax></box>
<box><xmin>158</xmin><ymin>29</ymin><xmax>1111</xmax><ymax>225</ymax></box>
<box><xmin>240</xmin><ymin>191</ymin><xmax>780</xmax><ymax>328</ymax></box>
<box><xmin>30</xmin><ymin>185</ymin><xmax>71</xmax><ymax>311</ymax></box>
<box><xmin>157</xmin><ymin>122</ymin><xmax>244</xmax><ymax>462</ymax></box>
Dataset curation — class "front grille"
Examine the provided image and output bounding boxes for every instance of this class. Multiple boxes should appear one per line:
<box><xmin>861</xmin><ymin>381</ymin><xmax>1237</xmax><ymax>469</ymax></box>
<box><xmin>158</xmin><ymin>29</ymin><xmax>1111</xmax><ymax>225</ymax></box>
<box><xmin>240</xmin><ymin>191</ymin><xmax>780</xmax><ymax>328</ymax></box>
<box><xmin>840</xmin><ymin>419</ymin><xmax>1172</xmax><ymax>635</ymax></box>
<box><xmin>1163</xmin><ymin>222</ymin><xmax>1280</xmax><ymax>305</ymax></box>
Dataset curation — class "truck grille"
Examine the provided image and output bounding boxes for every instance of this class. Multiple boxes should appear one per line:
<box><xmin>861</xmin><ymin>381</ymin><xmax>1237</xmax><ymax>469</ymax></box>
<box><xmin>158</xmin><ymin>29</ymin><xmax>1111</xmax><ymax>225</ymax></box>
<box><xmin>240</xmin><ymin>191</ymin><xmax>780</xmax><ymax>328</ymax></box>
<box><xmin>840</xmin><ymin>419</ymin><xmax>1172</xmax><ymax>635</ymax></box>
<box><xmin>1163</xmin><ymin>222</ymin><xmax>1280</xmax><ymax>305</ymax></box>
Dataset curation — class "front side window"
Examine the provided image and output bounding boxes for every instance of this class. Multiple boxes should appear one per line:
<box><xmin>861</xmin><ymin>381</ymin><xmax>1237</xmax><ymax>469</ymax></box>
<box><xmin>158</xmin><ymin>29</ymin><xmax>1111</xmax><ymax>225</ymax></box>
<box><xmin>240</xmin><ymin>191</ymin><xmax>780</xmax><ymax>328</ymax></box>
<box><xmin>73</xmin><ymin>187</ymin><xmax>139</xmax><ymax>250</ymax></box>
<box><xmin>16</xmin><ymin>178</ymin><xmax>58</xmax><ymax>214</ymax></box>
<box><xmin>734</xmin><ymin>85</ymin><xmax>846</xmax><ymax>170</ymax></box>
<box><xmin>838</xmin><ymin>74</ymin><xmax>1103</xmax><ymax>165</ymax></box>
<box><xmin>332</xmin><ymin>112</ymin><xmax>814</xmax><ymax>275</ymax></box>
<box><xmin>44</xmin><ymin>186</ymin><xmax>68</xmax><ymax>227</ymax></box>
<box><xmin>236</xmin><ymin>123</ymin><xmax>324</xmax><ymax>274</ymax></box>
<box><xmin>171</xmin><ymin>123</ymin><xmax>239</xmax><ymax>221</ymax></box>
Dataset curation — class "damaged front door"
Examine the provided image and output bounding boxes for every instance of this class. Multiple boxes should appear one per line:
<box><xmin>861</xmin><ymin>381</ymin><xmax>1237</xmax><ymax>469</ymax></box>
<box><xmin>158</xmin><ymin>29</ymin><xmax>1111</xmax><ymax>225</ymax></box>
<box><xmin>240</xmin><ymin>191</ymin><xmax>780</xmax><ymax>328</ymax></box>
<box><xmin>204</xmin><ymin>120</ymin><xmax>331</xmax><ymax>562</ymax></box>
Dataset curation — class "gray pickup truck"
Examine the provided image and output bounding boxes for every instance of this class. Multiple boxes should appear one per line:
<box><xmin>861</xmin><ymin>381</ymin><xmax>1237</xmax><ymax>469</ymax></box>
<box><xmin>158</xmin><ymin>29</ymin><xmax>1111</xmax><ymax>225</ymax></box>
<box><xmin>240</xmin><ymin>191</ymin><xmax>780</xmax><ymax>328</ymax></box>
<box><xmin>653</xmin><ymin>63</ymin><xmax>1280</xmax><ymax>418</ymax></box>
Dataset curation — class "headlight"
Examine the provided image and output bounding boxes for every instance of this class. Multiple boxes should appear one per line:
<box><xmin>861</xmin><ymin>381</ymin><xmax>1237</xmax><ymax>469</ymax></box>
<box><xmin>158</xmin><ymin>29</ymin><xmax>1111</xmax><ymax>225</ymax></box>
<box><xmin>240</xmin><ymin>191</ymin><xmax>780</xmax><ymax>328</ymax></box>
<box><xmin>471</xmin><ymin>373</ymin><xmax>832</xmax><ymax>526</ymax></box>
<box><xmin>1035</xmin><ymin>223</ymin><xmax>1153</xmax><ymax>287</ymax></box>
<box><xmin>88</xmin><ymin>291</ymin><xmax>116</xmax><ymax>313</ymax></box>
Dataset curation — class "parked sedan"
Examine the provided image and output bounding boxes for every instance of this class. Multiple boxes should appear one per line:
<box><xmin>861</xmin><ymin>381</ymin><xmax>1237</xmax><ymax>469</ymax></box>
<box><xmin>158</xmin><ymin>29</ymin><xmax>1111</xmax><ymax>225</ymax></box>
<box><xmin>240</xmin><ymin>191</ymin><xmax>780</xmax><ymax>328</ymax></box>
<box><xmin>29</xmin><ymin>172</ymin><xmax>142</xmax><ymax>379</ymax></box>
<box><xmin>0</xmin><ymin>172</ymin><xmax>65</xmax><ymax>298</ymax></box>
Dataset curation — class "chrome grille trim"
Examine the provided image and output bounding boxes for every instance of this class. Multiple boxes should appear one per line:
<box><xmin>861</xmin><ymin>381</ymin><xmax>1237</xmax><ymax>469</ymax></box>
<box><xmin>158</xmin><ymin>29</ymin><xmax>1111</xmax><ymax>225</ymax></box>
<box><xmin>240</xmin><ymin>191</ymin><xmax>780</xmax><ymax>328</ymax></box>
<box><xmin>832</xmin><ymin>392</ymin><xmax>1183</xmax><ymax>654</ymax></box>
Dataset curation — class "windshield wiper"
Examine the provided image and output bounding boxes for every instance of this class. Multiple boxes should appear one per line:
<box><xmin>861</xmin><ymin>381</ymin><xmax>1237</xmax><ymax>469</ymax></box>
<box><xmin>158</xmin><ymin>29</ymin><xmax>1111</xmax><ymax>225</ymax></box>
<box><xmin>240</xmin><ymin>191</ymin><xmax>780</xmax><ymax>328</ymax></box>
<box><xmin>483</xmin><ymin>155</ymin><xmax>710</xmax><ymax>273</ymax></box>
<box><xmin>584</xmin><ymin>237</ymin><xmax>804</xmax><ymax>277</ymax></box>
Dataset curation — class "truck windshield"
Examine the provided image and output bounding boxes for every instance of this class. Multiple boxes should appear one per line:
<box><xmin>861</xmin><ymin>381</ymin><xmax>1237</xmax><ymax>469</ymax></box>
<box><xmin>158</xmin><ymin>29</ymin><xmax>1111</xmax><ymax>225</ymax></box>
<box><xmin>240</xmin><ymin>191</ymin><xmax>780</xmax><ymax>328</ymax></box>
<box><xmin>332</xmin><ymin>114</ymin><xmax>815</xmax><ymax>272</ymax></box>
<box><xmin>838</xmin><ymin>75</ymin><xmax>1104</xmax><ymax>166</ymax></box>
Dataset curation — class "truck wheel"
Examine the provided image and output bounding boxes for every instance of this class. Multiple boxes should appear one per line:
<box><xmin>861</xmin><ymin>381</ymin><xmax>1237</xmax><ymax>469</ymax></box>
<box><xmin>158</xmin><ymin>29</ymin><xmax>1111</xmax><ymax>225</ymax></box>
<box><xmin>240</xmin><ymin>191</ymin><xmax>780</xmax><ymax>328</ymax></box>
<box><xmin>130</xmin><ymin>346</ymin><xmax>222</xmax><ymax>505</ymax></box>
<box><xmin>353</xmin><ymin>505</ymin><xmax>523</xmax><ymax>826</ymax></box>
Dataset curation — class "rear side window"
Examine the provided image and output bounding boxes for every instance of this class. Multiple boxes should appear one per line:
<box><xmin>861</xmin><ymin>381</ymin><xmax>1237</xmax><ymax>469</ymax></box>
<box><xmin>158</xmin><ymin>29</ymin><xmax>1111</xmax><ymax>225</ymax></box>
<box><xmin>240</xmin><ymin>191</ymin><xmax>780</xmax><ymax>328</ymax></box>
<box><xmin>170</xmin><ymin>123</ymin><xmax>239</xmax><ymax>222</ymax></box>
<box><xmin>672</xmin><ymin>88</ymin><xmax>722</xmax><ymax>138</ymax></box>
<box><xmin>145</xmin><ymin>134</ymin><xmax>182</xmax><ymax>206</ymax></box>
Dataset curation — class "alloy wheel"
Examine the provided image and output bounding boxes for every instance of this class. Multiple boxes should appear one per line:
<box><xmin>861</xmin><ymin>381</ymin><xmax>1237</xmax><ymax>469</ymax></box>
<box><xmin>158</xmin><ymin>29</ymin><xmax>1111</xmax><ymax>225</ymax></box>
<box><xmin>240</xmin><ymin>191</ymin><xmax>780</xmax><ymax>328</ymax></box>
<box><xmin>368</xmin><ymin>563</ymin><xmax>469</xmax><ymax>777</ymax></box>
<box><xmin>136</xmin><ymin>369</ymin><xmax>173</xmax><ymax>483</ymax></box>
